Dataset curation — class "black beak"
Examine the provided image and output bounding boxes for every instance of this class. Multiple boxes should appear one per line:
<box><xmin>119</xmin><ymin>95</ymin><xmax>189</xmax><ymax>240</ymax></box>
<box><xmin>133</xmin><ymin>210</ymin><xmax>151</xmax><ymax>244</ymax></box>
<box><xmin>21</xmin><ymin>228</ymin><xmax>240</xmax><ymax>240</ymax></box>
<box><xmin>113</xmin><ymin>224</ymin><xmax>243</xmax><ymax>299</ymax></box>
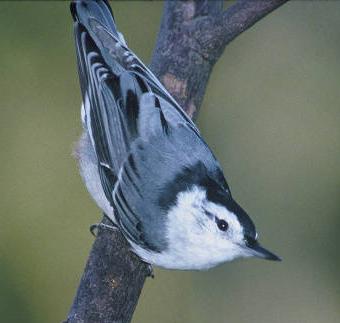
<box><xmin>245</xmin><ymin>236</ymin><xmax>281</xmax><ymax>261</ymax></box>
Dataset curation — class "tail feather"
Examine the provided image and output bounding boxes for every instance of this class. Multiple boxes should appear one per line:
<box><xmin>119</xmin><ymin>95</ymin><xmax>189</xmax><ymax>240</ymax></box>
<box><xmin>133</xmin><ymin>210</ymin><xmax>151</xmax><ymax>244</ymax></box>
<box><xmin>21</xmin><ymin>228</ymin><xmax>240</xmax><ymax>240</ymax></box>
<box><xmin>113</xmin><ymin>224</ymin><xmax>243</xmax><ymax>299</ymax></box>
<box><xmin>71</xmin><ymin>0</ymin><xmax>118</xmax><ymax>37</ymax></box>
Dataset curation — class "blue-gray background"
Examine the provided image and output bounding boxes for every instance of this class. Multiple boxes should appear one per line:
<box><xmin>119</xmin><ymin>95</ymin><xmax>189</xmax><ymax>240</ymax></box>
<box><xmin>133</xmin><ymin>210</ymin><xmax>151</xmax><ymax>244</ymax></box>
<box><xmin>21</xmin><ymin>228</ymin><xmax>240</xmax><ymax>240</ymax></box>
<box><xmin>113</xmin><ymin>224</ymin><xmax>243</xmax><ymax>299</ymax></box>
<box><xmin>0</xmin><ymin>1</ymin><xmax>339</xmax><ymax>322</ymax></box>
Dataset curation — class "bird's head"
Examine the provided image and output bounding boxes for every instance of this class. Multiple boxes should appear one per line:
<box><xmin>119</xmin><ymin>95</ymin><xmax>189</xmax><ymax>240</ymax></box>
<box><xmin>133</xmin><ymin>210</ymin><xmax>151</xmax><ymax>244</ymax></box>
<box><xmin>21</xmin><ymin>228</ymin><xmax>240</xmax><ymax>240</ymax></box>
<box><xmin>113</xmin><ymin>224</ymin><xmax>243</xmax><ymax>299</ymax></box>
<box><xmin>164</xmin><ymin>185</ymin><xmax>281</xmax><ymax>270</ymax></box>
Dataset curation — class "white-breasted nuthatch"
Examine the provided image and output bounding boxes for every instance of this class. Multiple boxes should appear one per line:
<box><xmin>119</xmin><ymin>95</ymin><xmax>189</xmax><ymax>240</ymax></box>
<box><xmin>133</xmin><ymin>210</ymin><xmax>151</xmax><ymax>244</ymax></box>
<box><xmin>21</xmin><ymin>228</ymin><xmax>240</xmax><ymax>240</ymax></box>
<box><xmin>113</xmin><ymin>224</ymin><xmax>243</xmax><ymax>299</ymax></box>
<box><xmin>71</xmin><ymin>0</ymin><xmax>281</xmax><ymax>270</ymax></box>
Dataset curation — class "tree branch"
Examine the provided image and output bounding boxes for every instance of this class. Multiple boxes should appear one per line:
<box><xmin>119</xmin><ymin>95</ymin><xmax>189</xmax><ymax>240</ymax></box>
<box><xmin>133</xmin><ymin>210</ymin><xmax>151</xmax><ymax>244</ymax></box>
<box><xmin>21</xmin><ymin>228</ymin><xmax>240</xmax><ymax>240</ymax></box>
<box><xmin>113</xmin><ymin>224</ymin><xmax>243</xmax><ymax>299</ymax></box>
<box><xmin>151</xmin><ymin>0</ymin><xmax>288</xmax><ymax>119</ymax></box>
<box><xmin>196</xmin><ymin>0</ymin><xmax>289</xmax><ymax>62</ymax></box>
<box><xmin>65</xmin><ymin>1</ymin><xmax>288</xmax><ymax>322</ymax></box>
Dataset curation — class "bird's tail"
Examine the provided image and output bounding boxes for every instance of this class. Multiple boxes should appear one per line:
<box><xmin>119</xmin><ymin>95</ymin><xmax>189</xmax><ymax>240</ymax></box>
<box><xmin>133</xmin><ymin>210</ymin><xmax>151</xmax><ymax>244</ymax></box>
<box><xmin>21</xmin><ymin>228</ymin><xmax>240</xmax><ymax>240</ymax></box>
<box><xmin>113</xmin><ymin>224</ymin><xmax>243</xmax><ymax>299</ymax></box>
<box><xmin>70</xmin><ymin>0</ymin><xmax>131</xmax><ymax>71</ymax></box>
<box><xmin>70</xmin><ymin>0</ymin><xmax>196</xmax><ymax>128</ymax></box>
<box><xmin>70</xmin><ymin>0</ymin><xmax>118</xmax><ymax>38</ymax></box>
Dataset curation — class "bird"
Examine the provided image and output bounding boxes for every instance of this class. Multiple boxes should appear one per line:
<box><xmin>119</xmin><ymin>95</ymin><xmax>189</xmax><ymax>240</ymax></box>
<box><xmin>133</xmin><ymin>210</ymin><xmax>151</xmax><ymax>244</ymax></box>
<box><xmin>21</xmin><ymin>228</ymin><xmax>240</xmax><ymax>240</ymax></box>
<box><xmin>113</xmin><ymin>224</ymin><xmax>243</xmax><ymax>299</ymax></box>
<box><xmin>70</xmin><ymin>0</ymin><xmax>281</xmax><ymax>270</ymax></box>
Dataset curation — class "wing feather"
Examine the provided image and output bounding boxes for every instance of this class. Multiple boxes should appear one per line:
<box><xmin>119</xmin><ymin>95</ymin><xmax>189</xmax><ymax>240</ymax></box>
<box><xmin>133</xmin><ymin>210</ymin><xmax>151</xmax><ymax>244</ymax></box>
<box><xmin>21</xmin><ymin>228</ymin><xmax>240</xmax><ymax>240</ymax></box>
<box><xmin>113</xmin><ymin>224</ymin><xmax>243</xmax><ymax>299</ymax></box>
<box><xmin>72</xmin><ymin>1</ymin><xmax>227</xmax><ymax>252</ymax></box>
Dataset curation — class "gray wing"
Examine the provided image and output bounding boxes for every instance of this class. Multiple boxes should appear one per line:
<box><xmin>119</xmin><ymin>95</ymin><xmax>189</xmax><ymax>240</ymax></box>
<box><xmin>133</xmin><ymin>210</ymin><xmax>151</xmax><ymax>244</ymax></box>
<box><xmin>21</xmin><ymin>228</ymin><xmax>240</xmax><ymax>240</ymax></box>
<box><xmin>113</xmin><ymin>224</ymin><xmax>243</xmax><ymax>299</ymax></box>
<box><xmin>114</xmin><ymin>114</ymin><xmax>230</xmax><ymax>251</ymax></box>
<box><xmin>72</xmin><ymin>0</ymin><xmax>228</xmax><ymax>251</ymax></box>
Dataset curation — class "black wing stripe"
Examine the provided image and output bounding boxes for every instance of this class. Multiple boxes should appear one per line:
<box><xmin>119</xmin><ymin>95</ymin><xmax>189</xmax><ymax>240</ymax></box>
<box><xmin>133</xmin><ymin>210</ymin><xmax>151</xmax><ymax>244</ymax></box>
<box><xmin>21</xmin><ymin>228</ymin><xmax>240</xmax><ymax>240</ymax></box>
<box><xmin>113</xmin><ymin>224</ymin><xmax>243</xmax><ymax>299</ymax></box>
<box><xmin>127</xmin><ymin>154</ymin><xmax>139</xmax><ymax>179</ymax></box>
<box><xmin>113</xmin><ymin>194</ymin><xmax>143</xmax><ymax>246</ymax></box>
<box><xmin>98</xmin><ymin>165</ymin><xmax>117</xmax><ymax>204</ymax></box>
<box><xmin>121</xmin><ymin>163</ymin><xmax>142</xmax><ymax>198</ymax></box>
<box><xmin>115</xmin><ymin>185</ymin><xmax>139</xmax><ymax>224</ymax></box>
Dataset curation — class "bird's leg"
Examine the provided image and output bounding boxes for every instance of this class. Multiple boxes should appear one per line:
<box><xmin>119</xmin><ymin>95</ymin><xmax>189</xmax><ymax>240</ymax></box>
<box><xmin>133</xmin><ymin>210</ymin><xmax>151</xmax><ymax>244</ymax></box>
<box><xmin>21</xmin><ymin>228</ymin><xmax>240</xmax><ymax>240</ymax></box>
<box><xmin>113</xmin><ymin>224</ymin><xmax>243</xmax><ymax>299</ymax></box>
<box><xmin>90</xmin><ymin>213</ymin><xmax>119</xmax><ymax>237</ymax></box>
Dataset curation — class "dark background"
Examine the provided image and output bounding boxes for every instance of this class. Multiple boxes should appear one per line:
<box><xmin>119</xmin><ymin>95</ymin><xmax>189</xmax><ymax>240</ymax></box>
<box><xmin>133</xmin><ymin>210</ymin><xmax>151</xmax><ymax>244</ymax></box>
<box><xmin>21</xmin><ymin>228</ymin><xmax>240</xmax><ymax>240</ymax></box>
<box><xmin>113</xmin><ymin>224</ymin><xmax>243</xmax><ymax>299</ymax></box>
<box><xmin>0</xmin><ymin>1</ymin><xmax>339</xmax><ymax>322</ymax></box>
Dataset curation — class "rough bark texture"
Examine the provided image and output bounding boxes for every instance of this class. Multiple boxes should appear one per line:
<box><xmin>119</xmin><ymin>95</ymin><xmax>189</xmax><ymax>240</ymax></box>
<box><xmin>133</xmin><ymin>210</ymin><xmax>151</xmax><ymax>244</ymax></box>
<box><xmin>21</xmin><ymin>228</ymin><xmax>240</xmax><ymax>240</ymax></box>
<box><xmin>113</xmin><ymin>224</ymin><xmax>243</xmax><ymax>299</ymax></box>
<box><xmin>150</xmin><ymin>0</ymin><xmax>288</xmax><ymax>119</ymax></box>
<box><xmin>66</xmin><ymin>1</ymin><xmax>288</xmax><ymax>322</ymax></box>
<box><xmin>65</xmin><ymin>217</ymin><xmax>149</xmax><ymax>323</ymax></box>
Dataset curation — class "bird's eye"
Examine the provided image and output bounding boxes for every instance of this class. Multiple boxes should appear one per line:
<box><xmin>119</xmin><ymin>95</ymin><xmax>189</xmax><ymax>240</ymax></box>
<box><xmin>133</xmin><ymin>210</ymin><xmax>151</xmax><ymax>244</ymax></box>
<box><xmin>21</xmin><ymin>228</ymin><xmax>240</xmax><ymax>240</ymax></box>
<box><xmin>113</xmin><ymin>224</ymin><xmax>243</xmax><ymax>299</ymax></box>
<box><xmin>215</xmin><ymin>217</ymin><xmax>229</xmax><ymax>232</ymax></box>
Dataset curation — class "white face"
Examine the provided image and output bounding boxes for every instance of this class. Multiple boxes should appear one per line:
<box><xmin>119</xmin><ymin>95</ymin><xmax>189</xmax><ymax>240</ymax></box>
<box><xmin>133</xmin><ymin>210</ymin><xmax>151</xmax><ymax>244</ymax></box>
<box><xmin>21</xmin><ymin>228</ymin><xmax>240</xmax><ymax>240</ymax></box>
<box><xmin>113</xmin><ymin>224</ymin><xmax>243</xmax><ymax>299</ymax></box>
<box><xmin>131</xmin><ymin>186</ymin><xmax>256</xmax><ymax>270</ymax></box>
<box><xmin>167</xmin><ymin>186</ymin><xmax>256</xmax><ymax>269</ymax></box>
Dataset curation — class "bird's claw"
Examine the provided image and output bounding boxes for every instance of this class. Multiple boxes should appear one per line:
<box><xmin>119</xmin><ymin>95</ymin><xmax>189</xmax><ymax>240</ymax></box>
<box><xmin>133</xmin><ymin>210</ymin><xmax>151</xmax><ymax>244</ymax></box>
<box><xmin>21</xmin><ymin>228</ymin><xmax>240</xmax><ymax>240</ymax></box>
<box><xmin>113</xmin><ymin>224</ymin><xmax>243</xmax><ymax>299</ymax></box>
<box><xmin>146</xmin><ymin>263</ymin><xmax>155</xmax><ymax>279</ymax></box>
<box><xmin>89</xmin><ymin>222</ymin><xmax>118</xmax><ymax>237</ymax></box>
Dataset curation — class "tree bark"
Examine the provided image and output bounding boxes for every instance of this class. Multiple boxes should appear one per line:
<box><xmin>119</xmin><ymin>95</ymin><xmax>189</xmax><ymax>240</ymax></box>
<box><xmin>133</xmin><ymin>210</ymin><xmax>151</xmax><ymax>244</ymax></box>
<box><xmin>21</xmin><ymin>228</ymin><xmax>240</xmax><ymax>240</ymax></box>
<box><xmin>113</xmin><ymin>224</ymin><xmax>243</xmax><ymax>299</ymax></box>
<box><xmin>150</xmin><ymin>0</ymin><xmax>288</xmax><ymax>119</ymax></box>
<box><xmin>65</xmin><ymin>1</ymin><xmax>288</xmax><ymax>322</ymax></box>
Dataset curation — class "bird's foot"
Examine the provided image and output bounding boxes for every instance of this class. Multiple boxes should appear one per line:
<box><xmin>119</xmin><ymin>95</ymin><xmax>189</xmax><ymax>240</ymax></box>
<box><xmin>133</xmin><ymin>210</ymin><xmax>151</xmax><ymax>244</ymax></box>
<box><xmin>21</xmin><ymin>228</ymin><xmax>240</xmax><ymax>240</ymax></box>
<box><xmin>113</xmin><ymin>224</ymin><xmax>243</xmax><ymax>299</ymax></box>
<box><xmin>90</xmin><ymin>222</ymin><xmax>119</xmax><ymax>237</ymax></box>
<box><xmin>145</xmin><ymin>263</ymin><xmax>155</xmax><ymax>279</ymax></box>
